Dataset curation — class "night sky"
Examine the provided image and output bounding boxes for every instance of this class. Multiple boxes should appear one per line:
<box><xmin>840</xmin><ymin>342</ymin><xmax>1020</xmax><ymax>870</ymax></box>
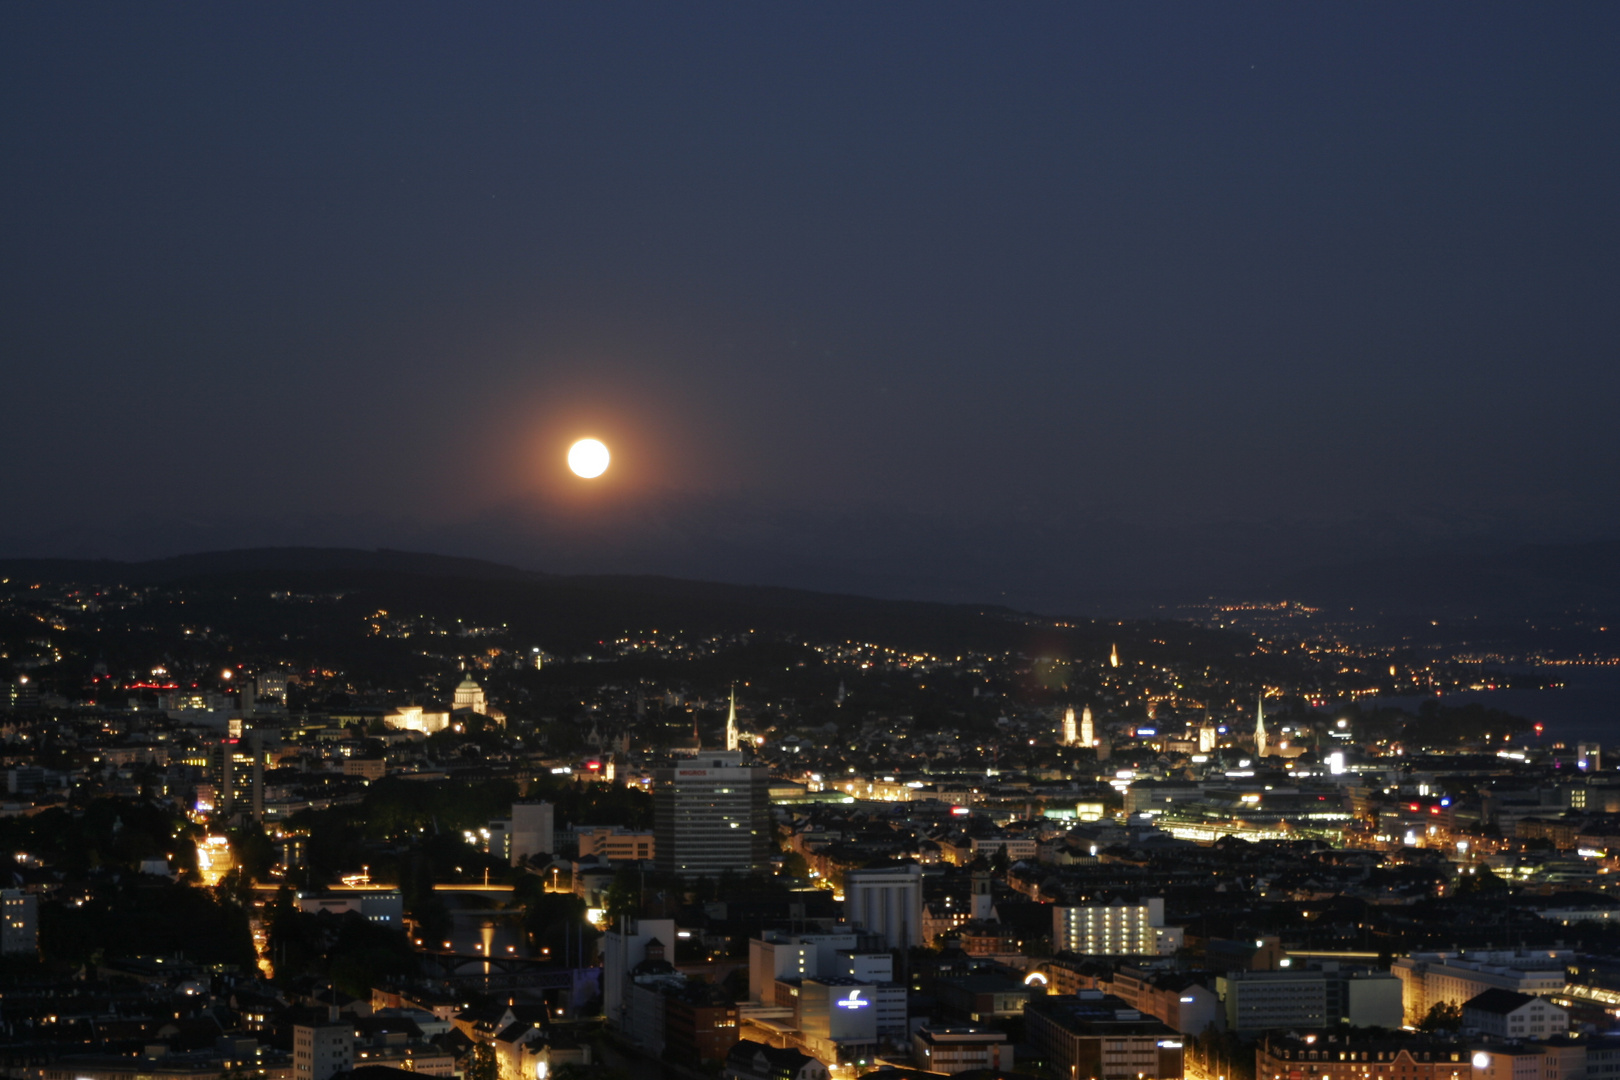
<box><xmin>4</xmin><ymin>5</ymin><xmax>1618</xmax><ymax>610</ymax></box>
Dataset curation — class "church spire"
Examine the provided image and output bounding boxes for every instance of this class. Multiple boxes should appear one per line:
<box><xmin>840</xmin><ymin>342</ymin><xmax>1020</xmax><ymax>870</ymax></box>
<box><xmin>1255</xmin><ymin>693</ymin><xmax>1268</xmax><ymax>758</ymax></box>
<box><xmin>725</xmin><ymin>684</ymin><xmax>739</xmax><ymax>752</ymax></box>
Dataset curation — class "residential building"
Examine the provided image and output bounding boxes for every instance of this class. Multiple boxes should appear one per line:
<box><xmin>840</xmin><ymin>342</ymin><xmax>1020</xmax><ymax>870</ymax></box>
<box><xmin>1469</xmin><ymin>1043</ymin><xmax>1583</xmax><ymax>1080</ymax></box>
<box><xmin>1052</xmin><ymin>897</ymin><xmax>1184</xmax><ymax>956</ymax></box>
<box><xmin>576</xmin><ymin>826</ymin><xmax>654</xmax><ymax>861</ymax></box>
<box><xmin>912</xmin><ymin>1026</ymin><xmax>1015</xmax><ymax>1074</ymax></box>
<box><xmin>1257</xmin><ymin>1034</ymin><xmax>1474</xmax><ymax>1080</ymax></box>
<box><xmin>1462</xmin><ymin>989</ymin><xmax>1568</xmax><ymax>1039</ymax></box>
<box><xmin>1025</xmin><ymin>992</ymin><xmax>1184</xmax><ymax>1080</ymax></box>
<box><xmin>1392</xmin><ymin>952</ymin><xmax>1573</xmax><ymax>1027</ymax></box>
<box><xmin>2</xmin><ymin>889</ymin><xmax>39</xmax><ymax>955</ymax></box>
<box><xmin>723</xmin><ymin>1040</ymin><xmax>830</xmax><ymax>1080</ymax></box>
<box><xmin>1104</xmin><ymin>967</ymin><xmax>1222</xmax><ymax>1035</ymax></box>
<box><xmin>663</xmin><ymin>982</ymin><xmax>740</xmax><ymax>1063</ymax></box>
<box><xmin>293</xmin><ymin>1021</ymin><xmax>354</xmax><ymax>1080</ymax></box>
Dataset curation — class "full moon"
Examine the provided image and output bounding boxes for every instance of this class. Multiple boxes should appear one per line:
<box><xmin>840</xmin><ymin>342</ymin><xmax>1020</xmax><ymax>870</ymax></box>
<box><xmin>567</xmin><ymin>438</ymin><xmax>610</xmax><ymax>478</ymax></box>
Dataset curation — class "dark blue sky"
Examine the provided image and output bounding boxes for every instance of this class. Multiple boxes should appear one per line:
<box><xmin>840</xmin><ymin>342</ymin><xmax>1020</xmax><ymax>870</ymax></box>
<box><xmin>3</xmin><ymin>4</ymin><xmax>1618</xmax><ymax>609</ymax></box>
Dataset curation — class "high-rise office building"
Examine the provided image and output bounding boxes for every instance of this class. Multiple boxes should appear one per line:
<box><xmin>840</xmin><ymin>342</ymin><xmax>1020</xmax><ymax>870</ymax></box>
<box><xmin>844</xmin><ymin>863</ymin><xmax>923</xmax><ymax>949</ymax></box>
<box><xmin>653</xmin><ymin>751</ymin><xmax>770</xmax><ymax>876</ymax></box>
<box><xmin>214</xmin><ymin>735</ymin><xmax>265</xmax><ymax>821</ymax></box>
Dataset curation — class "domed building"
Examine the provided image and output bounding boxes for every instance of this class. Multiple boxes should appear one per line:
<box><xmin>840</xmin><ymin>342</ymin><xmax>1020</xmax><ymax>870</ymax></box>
<box><xmin>384</xmin><ymin>672</ymin><xmax>504</xmax><ymax>733</ymax></box>
<box><xmin>452</xmin><ymin>674</ymin><xmax>487</xmax><ymax>714</ymax></box>
<box><xmin>450</xmin><ymin>673</ymin><xmax>505</xmax><ymax>727</ymax></box>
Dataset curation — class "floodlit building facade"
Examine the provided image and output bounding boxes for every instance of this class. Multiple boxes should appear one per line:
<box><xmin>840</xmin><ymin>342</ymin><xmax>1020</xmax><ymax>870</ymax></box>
<box><xmin>1052</xmin><ymin>897</ymin><xmax>1184</xmax><ymax>957</ymax></box>
<box><xmin>1392</xmin><ymin>951</ymin><xmax>1573</xmax><ymax>1026</ymax></box>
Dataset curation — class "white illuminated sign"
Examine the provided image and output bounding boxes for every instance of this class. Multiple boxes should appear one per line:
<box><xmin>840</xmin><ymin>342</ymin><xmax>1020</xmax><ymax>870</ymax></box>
<box><xmin>837</xmin><ymin>989</ymin><xmax>870</xmax><ymax>1010</ymax></box>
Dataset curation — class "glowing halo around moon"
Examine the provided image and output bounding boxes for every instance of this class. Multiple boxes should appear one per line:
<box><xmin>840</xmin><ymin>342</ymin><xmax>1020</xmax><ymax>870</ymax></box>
<box><xmin>566</xmin><ymin>438</ymin><xmax>611</xmax><ymax>479</ymax></box>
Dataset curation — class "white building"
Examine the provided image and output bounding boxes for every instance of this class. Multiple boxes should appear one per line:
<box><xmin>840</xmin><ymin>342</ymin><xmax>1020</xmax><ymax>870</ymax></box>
<box><xmin>1052</xmin><ymin>897</ymin><xmax>1184</xmax><ymax>957</ymax></box>
<box><xmin>1103</xmin><ymin>968</ymin><xmax>1222</xmax><ymax>1036</ymax></box>
<box><xmin>748</xmin><ymin>931</ymin><xmax>890</xmax><ymax>1003</ymax></box>
<box><xmin>293</xmin><ymin>1020</ymin><xmax>354</xmax><ymax>1080</ymax></box>
<box><xmin>384</xmin><ymin>704</ymin><xmax>451</xmax><ymax>734</ymax></box>
<box><xmin>1464</xmin><ymin>989</ymin><xmax>1569</xmax><ymax>1039</ymax></box>
<box><xmin>604</xmin><ymin>917</ymin><xmax>678</xmax><ymax>1037</ymax></box>
<box><xmin>1392</xmin><ymin>951</ymin><xmax>1573</xmax><ymax>1026</ymax></box>
<box><xmin>385</xmin><ymin>675</ymin><xmax>504</xmax><ymax>734</ymax></box>
<box><xmin>796</xmin><ymin>977</ymin><xmax>907</xmax><ymax>1060</ymax></box>
<box><xmin>844</xmin><ymin>863</ymin><xmax>924</xmax><ymax>949</ymax></box>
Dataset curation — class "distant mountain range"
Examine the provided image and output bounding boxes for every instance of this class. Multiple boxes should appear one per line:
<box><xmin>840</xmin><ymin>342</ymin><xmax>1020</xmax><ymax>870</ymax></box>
<box><xmin>7</xmin><ymin>538</ymin><xmax>1618</xmax><ymax>633</ymax></box>
<box><xmin>0</xmin><ymin>546</ymin><xmax>1237</xmax><ymax>662</ymax></box>
<box><xmin>1275</xmin><ymin>539</ymin><xmax>1620</xmax><ymax>617</ymax></box>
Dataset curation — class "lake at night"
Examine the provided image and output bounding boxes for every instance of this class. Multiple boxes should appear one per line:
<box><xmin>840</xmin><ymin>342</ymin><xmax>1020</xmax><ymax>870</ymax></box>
<box><xmin>1355</xmin><ymin>666</ymin><xmax>1620</xmax><ymax>748</ymax></box>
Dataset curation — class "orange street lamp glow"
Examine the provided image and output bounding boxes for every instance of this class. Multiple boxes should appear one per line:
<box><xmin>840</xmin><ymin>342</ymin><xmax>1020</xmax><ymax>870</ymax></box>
<box><xmin>567</xmin><ymin>438</ymin><xmax>610</xmax><ymax>478</ymax></box>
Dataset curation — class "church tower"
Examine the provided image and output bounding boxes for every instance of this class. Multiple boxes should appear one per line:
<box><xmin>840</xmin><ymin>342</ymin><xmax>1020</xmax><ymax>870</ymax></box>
<box><xmin>1062</xmin><ymin>706</ymin><xmax>1078</xmax><ymax>746</ymax></box>
<box><xmin>1254</xmin><ymin>694</ymin><xmax>1268</xmax><ymax>757</ymax></box>
<box><xmin>971</xmin><ymin>866</ymin><xmax>994</xmax><ymax>921</ymax></box>
<box><xmin>725</xmin><ymin>685</ymin><xmax>740</xmax><ymax>752</ymax></box>
<box><xmin>1080</xmin><ymin>705</ymin><xmax>1094</xmax><ymax>748</ymax></box>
